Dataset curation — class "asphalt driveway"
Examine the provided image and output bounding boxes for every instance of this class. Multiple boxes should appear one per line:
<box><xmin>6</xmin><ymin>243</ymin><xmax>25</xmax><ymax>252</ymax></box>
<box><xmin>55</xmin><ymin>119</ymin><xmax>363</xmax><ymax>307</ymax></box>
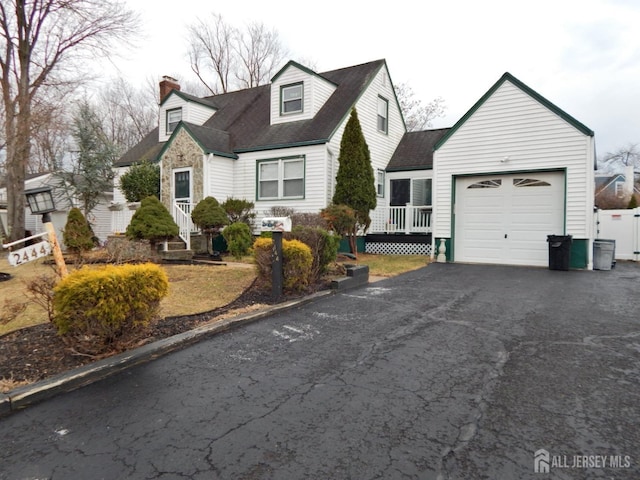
<box><xmin>1</xmin><ymin>262</ymin><xmax>639</xmax><ymax>479</ymax></box>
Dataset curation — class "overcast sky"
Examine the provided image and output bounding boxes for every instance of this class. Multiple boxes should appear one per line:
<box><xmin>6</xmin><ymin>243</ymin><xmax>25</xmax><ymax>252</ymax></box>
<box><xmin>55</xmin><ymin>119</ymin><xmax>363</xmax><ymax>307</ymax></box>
<box><xmin>110</xmin><ymin>0</ymin><xmax>639</xmax><ymax>168</ymax></box>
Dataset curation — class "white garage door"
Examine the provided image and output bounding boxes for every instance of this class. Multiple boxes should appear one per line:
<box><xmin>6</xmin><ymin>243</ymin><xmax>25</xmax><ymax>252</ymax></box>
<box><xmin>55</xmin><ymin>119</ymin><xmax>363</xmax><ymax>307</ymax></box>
<box><xmin>454</xmin><ymin>172</ymin><xmax>565</xmax><ymax>266</ymax></box>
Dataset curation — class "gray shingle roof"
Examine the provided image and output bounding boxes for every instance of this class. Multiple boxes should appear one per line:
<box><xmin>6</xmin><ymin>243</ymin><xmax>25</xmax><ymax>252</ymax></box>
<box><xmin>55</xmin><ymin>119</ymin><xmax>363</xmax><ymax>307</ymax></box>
<box><xmin>115</xmin><ymin>60</ymin><xmax>385</xmax><ymax>166</ymax></box>
<box><xmin>386</xmin><ymin>129</ymin><xmax>450</xmax><ymax>172</ymax></box>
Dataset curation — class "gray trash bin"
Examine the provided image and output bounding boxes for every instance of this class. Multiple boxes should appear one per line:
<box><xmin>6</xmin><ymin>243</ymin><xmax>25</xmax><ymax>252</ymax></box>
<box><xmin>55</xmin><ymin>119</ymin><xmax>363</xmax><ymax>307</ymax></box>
<box><xmin>593</xmin><ymin>239</ymin><xmax>615</xmax><ymax>270</ymax></box>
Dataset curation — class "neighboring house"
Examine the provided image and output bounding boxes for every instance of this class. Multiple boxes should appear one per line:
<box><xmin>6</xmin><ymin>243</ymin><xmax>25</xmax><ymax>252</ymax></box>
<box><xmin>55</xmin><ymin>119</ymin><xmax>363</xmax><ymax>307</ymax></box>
<box><xmin>0</xmin><ymin>172</ymin><xmax>113</xmax><ymax>248</ymax></box>
<box><xmin>113</xmin><ymin>60</ymin><xmax>406</xmax><ymax>250</ymax></box>
<box><xmin>594</xmin><ymin>165</ymin><xmax>639</xmax><ymax>206</ymax></box>
<box><xmin>432</xmin><ymin>72</ymin><xmax>596</xmax><ymax>269</ymax></box>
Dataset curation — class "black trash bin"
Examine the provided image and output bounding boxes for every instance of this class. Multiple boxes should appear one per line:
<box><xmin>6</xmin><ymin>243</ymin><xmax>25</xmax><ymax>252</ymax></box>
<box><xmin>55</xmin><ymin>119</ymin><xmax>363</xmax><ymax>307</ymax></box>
<box><xmin>547</xmin><ymin>235</ymin><xmax>572</xmax><ymax>271</ymax></box>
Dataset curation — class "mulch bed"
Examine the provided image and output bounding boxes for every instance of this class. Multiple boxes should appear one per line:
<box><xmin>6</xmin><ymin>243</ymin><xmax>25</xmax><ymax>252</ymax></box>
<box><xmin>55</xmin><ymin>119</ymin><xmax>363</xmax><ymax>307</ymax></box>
<box><xmin>0</xmin><ymin>280</ymin><xmax>321</xmax><ymax>387</ymax></box>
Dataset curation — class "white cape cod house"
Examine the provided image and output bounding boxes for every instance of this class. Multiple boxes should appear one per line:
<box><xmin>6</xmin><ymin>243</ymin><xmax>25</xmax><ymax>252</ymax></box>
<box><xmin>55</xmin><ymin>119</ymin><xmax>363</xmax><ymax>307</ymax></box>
<box><xmin>113</xmin><ymin>62</ymin><xmax>596</xmax><ymax>268</ymax></box>
<box><xmin>112</xmin><ymin>60</ymin><xmax>406</xmax><ymax>251</ymax></box>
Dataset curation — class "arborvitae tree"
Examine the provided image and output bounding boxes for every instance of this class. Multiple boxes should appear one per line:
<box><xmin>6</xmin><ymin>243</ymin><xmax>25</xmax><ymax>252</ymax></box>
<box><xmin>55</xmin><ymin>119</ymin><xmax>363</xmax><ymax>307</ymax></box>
<box><xmin>191</xmin><ymin>196</ymin><xmax>229</xmax><ymax>254</ymax></box>
<box><xmin>63</xmin><ymin>207</ymin><xmax>95</xmax><ymax>253</ymax></box>
<box><xmin>332</xmin><ymin>108</ymin><xmax>377</xmax><ymax>254</ymax></box>
<box><xmin>628</xmin><ymin>194</ymin><xmax>638</xmax><ymax>209</ymax></box>
<box><xmin>126</xmin><ymin>195</ymin><xmax>179</xmax><ymax>247</ymax></box>
<box><xmin>119</xmin><ymin>161</ymin><xmax>160</xmax><ymax>203</ymax></box>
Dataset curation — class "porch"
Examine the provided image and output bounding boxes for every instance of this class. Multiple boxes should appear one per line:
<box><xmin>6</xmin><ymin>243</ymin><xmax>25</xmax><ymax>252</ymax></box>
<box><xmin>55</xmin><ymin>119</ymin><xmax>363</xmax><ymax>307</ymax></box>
<box><xmin>369</xmin><ymin>205</ymin><xmax>432</xmax><ymax>234</ymax></box>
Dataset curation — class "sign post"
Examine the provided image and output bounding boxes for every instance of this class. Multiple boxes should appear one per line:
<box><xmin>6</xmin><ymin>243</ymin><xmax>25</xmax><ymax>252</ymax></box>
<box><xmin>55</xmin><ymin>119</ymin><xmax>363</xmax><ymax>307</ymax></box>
<box><xmin>260</xmin><ymin>217</ymin><xmax>292</xmax><ymax>301</ymax></box>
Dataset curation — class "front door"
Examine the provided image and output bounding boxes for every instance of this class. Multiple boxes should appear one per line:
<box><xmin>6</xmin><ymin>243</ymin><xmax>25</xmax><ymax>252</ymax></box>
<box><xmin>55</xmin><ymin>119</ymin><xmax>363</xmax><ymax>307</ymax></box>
<box><xmin>173</xmin><ymin>168</ymin><xmax>192</xmax><ymax>205</ymax></box>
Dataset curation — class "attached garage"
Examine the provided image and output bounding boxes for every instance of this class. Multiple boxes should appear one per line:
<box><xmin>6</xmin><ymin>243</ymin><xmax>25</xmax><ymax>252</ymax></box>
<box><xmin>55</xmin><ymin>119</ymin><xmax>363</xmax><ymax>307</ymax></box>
<box><xmin>432</xmin><ymin>72</ymin><xmax>595</xmax><ymax>269</ymax></box>
<box><xmin>454</xmin><ymin>171</ymin><xmax>564</xmax><ymax>266</ymax></box>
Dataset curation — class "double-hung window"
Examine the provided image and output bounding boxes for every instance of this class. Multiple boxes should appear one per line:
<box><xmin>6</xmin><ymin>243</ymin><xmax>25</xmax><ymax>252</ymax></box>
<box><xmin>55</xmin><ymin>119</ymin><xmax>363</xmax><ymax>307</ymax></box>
<box><xmin>377</xmin><ymin>96</ymin><xmax>388</xmax><ymax>133</ymax></box>
<box><xmin>166</xmin><ymin>108</ymin><xmax>182</xmax><ymax>134</ymax></box>
<box><xmin>258</xmin><ymin>156</ymin><xmax>305</xmax><ymax>200</ymax></box>
<box><xmin>281</xmin><ymin>83</ymin><xmax>303</xmax><ymax>114</ymax></box>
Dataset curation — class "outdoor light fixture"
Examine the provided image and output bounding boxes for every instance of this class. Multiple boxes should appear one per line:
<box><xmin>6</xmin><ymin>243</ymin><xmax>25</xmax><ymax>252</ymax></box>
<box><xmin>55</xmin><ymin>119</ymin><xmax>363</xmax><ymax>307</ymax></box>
<box><xmin>25</xmin><ymin>186</ymin><xmax>56</xmax><ymax>219</ymax></box>
<box><xmin>24</xmin><ymin>186</ymin><xmax>68</xmax><ymax>277</ymax></box>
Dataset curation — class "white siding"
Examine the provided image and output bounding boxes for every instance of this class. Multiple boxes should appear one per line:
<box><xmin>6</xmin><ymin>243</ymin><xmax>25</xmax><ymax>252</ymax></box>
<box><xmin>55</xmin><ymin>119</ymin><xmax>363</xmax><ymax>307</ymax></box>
<box><xmin>112</xmin><ymin>167</ymin><xmax>128</xmax><ymax>204</ymax></box>
<box><xmin>205</xmin><ymin>154</ymin><xmax>235</xmax><ymax>201</ymax></box>
<box><xmin>433</xmin><ymin>80</ymin><xmax>595</xmax><ymax>240</ymax></box>
<box><xmin>233</xmin><ymin>144</ymin><xmax>329</xmax><ymax>214</ymax></box>
<box><xmin>270</xmin><ymin>65</ymin><xmax>336</xmax><ymax>125</ymax></box>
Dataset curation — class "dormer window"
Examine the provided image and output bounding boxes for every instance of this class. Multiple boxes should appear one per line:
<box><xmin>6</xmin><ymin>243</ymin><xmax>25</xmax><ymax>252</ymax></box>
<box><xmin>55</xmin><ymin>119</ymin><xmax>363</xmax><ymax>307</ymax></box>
<box><xmin>166</xmin><ymin>108</ymin><xmax>182</xmax><ymax>134</ymax></box>
<box><xmin>281</xmin><ymin>83</ymin><xmax>303</xmax><ymax>114</ymax></box>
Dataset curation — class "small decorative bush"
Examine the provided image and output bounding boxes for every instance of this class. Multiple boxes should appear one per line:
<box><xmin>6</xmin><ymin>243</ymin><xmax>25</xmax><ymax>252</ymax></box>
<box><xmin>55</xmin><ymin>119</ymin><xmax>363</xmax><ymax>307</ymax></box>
<box><xmin>286</xmin><ymin>226</ymin><xmax>340</xmax><ymax>282</ymax></box>
<box><xmin>191</xmin><ymin>196</ymin><xmax>228</xmax><ymax>254</ymax></box>
<box><xmin>63</xmin><ymin>207</ymin><xmax>95</xmax><ymax>253</ymax></box>
<box><xmin>253</xmin><ymin>237</ymin><xmax>313</xmax><ymax>293</ymax></box>
<box><xmin>222</xmin><ymin>197</ymin><xmax>256</xmax><ymax>226</ymax></box>
<box><xmin>126</xmin><ymin>195</ymin><xmax>179</xmax><ymax>246</ymax></box>
<box><xmin>222</xmin><ymin>222</ymin><xmax>253</xmax><ymax>259</ymax></box>
<box><xmin>52</xmin><ymin>263</ymin><xmax>169</xmax><ymax>352</ymax></box>
<box><xmin>118</xmin><ymin>161</ymin><xmax>160</xmax><ymax>203</ymax></box>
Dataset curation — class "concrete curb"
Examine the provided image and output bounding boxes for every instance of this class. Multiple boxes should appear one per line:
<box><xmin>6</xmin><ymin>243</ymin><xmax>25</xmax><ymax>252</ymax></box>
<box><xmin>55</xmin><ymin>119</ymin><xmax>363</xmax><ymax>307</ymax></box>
<box><xmin>1</xmin><ymin>289</ymin><xmax>334</xmax><ymax>417</ymax></box>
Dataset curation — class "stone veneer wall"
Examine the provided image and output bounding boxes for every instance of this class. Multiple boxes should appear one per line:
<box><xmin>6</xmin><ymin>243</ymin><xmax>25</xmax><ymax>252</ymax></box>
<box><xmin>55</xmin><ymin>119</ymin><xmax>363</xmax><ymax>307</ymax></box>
<box><xmin>160</xmin><ymin>129</ymin><xmax>205</xmax><ymax>211</ymax></box>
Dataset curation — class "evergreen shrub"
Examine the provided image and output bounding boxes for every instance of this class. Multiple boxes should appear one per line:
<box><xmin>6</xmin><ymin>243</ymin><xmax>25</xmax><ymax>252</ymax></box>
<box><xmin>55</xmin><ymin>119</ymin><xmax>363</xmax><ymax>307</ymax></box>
<box><xmin>63</xmin><ymin>207</ymin><xmax>95</xmax><ymax>253</ymax></box>
<box><xmin>52</xmin><ymin>263</ymin><xmax>169</xmax><ymax>351</ymax></box>
<box><xmin>222</xmin><ymin>222</ymin><xmax>253</xmax><ymax>259</ymax></box>
<box><xmin>286</xmin><ymin>226</ymin><xmax>340</xmax><ymax>281</ymax></box>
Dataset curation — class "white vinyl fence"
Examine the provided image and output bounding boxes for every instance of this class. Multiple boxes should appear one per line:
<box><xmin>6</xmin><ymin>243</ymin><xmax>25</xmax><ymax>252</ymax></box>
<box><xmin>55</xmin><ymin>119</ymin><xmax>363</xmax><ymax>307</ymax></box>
<box><xmin>595</xmin><ymin>208</ymin><xmax>640</xmax><ymax>261</ymax></box>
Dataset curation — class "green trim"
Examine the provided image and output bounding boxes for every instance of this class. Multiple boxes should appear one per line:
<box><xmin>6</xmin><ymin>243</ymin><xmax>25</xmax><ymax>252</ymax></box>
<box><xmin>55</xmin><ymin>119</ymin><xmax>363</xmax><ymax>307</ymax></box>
<box><xmin>339</xmin><ymin>236</ymin><xmax>366</xmax><ymax>253</ymax></box>
<box><xmin>234</xmin><ymin>139</ymin><xmax>328</xmax><ymax>153</ymax></box>
<box><xmin>570</xmin><ymin>239</ymin><xmax>589</xmax><ymax>269</ymax></box>
<box><xmin>159</xmin><ymin>89</ymin><xmax>218</xmax><ymax>109</ymax></box>
<box><xmin>271</xmin><ymin>60</ymin><xmax>338</xmax><ymax>87</ymax></box>
<box><xmin>280</xmin><ymin>82</ymin><xmax>304</xmax><ymax>116</ymax></box>
<box><xmin>156</xmin><ymin>122</ymin><xmax>238</xmax><ymax>160</ymax></box>
<box><xmin>326</xmin><ymin>61</ymin><xmax>386</xmax><ymax>141</ymax></box>
<box><xmin>255</xmin><ymin>155</ymin><xmax>306</xmax><ymax>202</ymax></box>
<box><xmin>385</xmin><ymin>165</ymin><xmax>432</xmax><ymax>172</ymax></box>
<box><xmin>434</xmin><ymin>72</ymin><xmax>594</xmax><ymax>151</ymax></box>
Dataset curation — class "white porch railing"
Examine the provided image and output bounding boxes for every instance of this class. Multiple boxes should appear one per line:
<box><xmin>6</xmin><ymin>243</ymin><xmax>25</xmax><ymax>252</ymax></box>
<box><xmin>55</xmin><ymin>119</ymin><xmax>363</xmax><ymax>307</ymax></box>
<box><xmin>369</xmin><ymin>206</ymin><xmax>432</xmax><ymax>234</ymax></box>
<box><xmin>173</xmin><ymin>202</ymin><xmax>196</xmax><ymax>250</ymax></box>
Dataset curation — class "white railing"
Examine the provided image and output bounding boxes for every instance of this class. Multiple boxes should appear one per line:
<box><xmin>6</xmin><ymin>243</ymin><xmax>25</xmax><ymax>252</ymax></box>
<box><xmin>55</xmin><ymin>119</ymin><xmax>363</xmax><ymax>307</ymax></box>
<box><xmin>173</xmin><ymin>202</ymin><xmax>196</xmax><ymax>250</ymax></box>
<box><xmin>369</xmin><ymin>206</ymin><xmax>432</xmax><ymax>234</ymax></box>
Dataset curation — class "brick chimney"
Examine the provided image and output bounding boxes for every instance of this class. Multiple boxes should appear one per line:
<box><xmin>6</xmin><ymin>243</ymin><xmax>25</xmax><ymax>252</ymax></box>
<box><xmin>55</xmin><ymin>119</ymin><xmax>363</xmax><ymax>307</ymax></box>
<box><xmin>159</xmin><ymin>76</ymin><xmax>180</xmax><ymax>102</ymax></box>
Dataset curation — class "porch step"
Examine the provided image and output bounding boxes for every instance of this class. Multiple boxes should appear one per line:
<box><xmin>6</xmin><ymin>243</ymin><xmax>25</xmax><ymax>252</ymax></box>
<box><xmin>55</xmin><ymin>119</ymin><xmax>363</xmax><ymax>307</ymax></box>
<box><xmin>159</xmin><ymin>249</ymin><xmax>194</xmax><ymax>261</ymax></box>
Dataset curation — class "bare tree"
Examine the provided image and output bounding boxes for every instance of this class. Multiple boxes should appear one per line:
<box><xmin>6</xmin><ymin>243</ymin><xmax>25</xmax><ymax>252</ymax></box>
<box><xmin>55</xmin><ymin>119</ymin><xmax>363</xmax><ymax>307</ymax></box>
<box><xmin>235</xmin><ymin>22</ymin><xmax>287</xmax><ymax>89</ymax></box>
<box><xmin>0</xmin><ymin>0</ymin><xmax>138</xmax><ymax>242</ymax></box>
<box><xmin>29</xmin><ymin>97</ymin><xmax>70</xmax><ymax>173</ymax></box>
<box><xmin>187</xmin><ymin>13</ymin><xmax>287</xmax><ymax>93</ymax></box>
<box><xmin>599</xmin><ymin>143</ymin><xmax>640</xmax><ymax>172</ymax></box>
<box><xmin>395</xmin><ymin>82</ymin><xmax>446</xmax><ymax>132</ymax></box>
<box><xmin>187</xmin><ymin>13</ymin><xmax>237</xmax><ymax>95</ymax></box>
<box><xmin>98</xmin><ymin>77</ymin><xmax>157</xmax><ymax>152</ymax></box>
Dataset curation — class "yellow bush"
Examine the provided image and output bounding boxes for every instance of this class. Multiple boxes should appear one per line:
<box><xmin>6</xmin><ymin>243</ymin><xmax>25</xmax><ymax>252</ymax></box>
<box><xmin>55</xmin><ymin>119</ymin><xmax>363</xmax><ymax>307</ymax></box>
<box><xmin>252</xmin><ymin>237</ymin><xmax>312</xmax><ymax>293</ymax></box>
<box><xmin>52</xmin><ymin>263</ymin><xmax>169</xmax><ymax>350</ymax></box>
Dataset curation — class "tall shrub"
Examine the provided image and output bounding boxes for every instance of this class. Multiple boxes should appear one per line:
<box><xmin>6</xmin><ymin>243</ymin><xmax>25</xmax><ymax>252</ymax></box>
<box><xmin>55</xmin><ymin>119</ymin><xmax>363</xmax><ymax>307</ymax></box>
<box><xmin>118</xmin><ymin>161</ymin><xmax>160</xmax><ymax>203</ymax></box>
<box><xmin>332</xmin><ymin>108</ymin><xmax>376</xmax><ymax>255</ymax></box>
<box><xmin>222</xmin><ymin>197</ymin><xmax>256</xmax><ymax>226</ymax></box>
<box><xmin>63</xmin><ymin>207</ymin><xmax>95</xmax><ymax>253</ymax></box>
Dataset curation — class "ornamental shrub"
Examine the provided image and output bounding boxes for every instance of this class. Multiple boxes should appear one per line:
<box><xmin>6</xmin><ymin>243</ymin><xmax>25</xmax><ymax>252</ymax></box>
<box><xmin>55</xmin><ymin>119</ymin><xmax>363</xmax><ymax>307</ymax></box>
<box><xmin>286</xmin><ymin>226</ymin><xmax>340</xmax><ymax>282</ymax></box>
<box><xmin>126</xmin><ymin>195</ymin><xmax>179</xmax><ymax>246</ymax></box>
<box><xmin>52</xmin><ymin>263</ymin><xmax>169</xmax><ymax>352</ymax></box>
<box><xmin>222</xmin><ymin>222</ymin><xmax>253</xmax><ymax>259</ymax></box>
<box><xmin>119</xmin><ymin>161</ymin><xmax>160</xmax><ymax>203</ymax></box>
<box><xmin>63</xmin><ymin>207</ymin><xmax>95</xmax><ymax>253</ymax></box>
<box><xmin>191</xmin><ymin>196</ymin><xmax>228</xmax><ymax>254</ymax></box>
<box><xmin>252</xmin><ymin>237</ymin><xmax>313</xmax><ymax>293</ymax></box>
<box><xmin>222</xmin><ymin>197</ymin><xmax>256</xmax><ymax>226</ymax></box>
